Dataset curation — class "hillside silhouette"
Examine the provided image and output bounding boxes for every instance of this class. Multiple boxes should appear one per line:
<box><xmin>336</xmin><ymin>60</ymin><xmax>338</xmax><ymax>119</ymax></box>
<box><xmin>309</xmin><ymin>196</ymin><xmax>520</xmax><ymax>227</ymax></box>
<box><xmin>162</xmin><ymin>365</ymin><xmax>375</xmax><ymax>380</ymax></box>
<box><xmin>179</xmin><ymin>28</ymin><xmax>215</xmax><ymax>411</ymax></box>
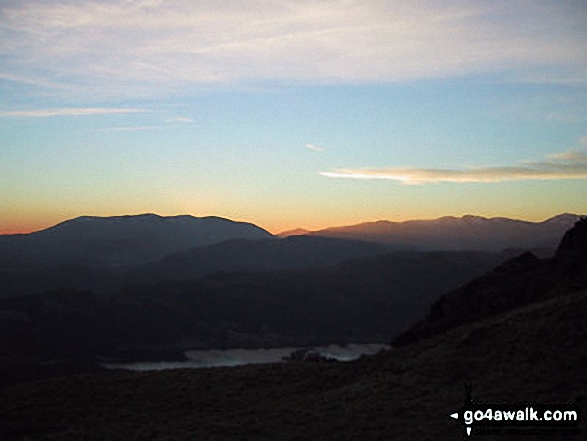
<box><xmin>304</xmin><ymin>213</ymin><xmax>580</xmax><ymax>251</ymax></box>
<box><xmin>124</xmin><ymin>235</ymin><xmax>397</xmax><ymax>284</ymax></box>
<box><xmin>0</xmin><ymin>214</ymin><xmax>272</xmax><ymax>268</ymax></box>
<box><xmin>0</xmin><ymin>235</ymin><xmax>398</xmax><ymax>297</ymax></box>
<box><xmin>1</xmin><ymin>213</ymin><xmax>576</xmax><ymax>298</ymax></box>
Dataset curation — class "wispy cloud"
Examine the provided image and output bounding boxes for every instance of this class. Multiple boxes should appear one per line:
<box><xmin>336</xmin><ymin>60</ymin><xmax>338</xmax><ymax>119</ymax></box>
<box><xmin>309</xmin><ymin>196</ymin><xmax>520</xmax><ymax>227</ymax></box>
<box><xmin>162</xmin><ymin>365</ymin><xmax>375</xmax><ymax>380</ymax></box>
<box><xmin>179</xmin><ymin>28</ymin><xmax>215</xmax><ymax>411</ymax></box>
<box><xmin>0</xmin><ymin>72</ymin><xmax>72</xmax><ymax>89</ymax></box>
<box><xmin>0</xmin><ymin>108</ymin><xmax>146</xmax><ymax>117</ymax></box>
<box><xmin>320</xmin><ymin>151</ymin><xmax>587</xmax><ymax>184</ymax></box>
<box><xmin>99</xmin><ymin>123</ymin><xmax>191</xmax><ymax>131</ymax></box>
<box><xmin>305</xmin><ymin>143</ymin><xmax>324</xmax><ymax>152</ymax></box>
<box><xmin>164</xmin><ymin>116</ymin><xmax>194</xmax><ymax>123</ymax></box>
<box><xmin>99</xmin><ymin>125</ymin><xmax>161</xmax><ymax>132</ymax></box>
<box><xmin>1</xmin><ymin>1</ymin><xmax>585</xmax><ymax>98</ymax></box>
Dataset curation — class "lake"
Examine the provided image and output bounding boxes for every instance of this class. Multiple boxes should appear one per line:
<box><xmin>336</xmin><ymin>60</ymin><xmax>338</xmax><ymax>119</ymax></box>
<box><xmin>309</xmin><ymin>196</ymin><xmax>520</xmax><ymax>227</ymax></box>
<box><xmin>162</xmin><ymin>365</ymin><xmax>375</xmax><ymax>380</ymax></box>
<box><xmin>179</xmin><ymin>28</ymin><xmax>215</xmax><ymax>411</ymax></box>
<box><xmin>102</xmin><ymin>343</ymin><xmax>390</xmax><ymax>371</ymax></box>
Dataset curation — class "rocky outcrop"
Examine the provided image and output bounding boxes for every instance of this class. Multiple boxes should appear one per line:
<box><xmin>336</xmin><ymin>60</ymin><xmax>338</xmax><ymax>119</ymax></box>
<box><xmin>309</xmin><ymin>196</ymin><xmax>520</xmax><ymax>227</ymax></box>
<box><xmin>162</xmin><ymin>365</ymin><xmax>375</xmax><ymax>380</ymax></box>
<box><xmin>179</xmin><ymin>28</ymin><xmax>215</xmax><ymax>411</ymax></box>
<box><xmin>555</xmin><ymin>216</ymin><xmax>587</xmax><ymax>262</ymax></box>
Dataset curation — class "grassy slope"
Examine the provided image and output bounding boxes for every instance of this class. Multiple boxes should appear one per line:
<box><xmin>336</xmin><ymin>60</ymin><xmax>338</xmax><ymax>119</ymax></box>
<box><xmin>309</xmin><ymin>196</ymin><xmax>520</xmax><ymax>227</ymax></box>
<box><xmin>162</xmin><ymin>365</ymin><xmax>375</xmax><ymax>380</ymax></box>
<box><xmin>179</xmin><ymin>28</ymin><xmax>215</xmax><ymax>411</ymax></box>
<box><xmin>1</xmin><ymin>289</ymin><xmax>585</xmax><ymax>440</ymax></box>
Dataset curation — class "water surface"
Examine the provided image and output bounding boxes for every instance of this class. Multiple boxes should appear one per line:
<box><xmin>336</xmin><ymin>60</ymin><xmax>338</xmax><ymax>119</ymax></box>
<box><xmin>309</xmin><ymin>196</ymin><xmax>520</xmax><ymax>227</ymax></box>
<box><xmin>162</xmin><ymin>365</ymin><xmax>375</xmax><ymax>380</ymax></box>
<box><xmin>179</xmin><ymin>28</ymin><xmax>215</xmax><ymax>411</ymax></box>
<box><xmin>103</xmin><ymin>343</ymin><xmax>390</xmax><ymax>371</ymax></box>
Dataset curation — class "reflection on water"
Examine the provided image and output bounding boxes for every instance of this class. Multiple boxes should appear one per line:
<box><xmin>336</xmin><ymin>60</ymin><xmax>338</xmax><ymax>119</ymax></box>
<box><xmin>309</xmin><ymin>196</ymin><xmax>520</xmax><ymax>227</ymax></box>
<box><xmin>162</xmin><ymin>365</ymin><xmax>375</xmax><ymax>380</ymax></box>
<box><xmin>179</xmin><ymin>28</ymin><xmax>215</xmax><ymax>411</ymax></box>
<box><xmin>102</xmin><ymin>343</ymin><xmax>390</xmax><ymax>372</ymax></box>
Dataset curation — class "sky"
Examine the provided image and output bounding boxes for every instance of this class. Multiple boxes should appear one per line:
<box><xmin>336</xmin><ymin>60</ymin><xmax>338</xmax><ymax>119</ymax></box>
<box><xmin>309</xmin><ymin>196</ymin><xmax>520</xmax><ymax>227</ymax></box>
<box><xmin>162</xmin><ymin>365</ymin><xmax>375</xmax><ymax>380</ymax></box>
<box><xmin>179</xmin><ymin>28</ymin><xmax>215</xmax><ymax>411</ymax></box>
<box><xmin>1</xmin><ymin>0</ymin><xmax>586</xmax><ymax>234</ymax></box>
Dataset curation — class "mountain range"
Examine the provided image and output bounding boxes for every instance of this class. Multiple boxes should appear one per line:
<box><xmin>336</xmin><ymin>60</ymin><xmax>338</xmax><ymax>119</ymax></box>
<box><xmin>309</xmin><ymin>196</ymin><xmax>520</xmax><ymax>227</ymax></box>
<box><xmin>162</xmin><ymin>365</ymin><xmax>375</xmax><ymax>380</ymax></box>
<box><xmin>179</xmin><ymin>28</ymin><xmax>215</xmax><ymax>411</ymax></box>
<box><xmin>283</xmin><ymin>213</ymin><xmax>581</xmax><ymax>252</ymax></box>
<box><xmin>0</xmin><ymin>213</ymin><xmax>582</xmax><ymax>361</ymax></box>
<box><xmin>6</xmin><ymin>213</ymin><xmax>577</xmax><ymax>297</ymax></box>
<box><xmin>1</xmin><ymin>213</ymin><xmax>581</xmax><ymax>271</ymax></box>
<box><xmin>0</xmin><ymin>217</ymin><xmax>585</xmax><ymax>439</ymax></box>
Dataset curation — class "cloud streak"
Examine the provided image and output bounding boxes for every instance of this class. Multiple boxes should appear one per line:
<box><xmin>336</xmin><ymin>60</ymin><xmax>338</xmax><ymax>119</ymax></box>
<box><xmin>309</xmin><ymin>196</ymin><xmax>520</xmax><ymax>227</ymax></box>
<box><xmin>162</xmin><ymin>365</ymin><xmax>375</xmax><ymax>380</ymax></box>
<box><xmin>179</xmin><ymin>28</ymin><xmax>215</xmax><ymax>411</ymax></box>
<box><xmin>305</xmin><ymin>143</ymin><xmax>324</xmax><ymax>152</ymax></box>
<box><xmin>165</xmin><ymin>117</ymin><xmax>194</xmax><ymax>124</ymax></box>
<box><xmin>320</xmin><ymin>151</ymin><xmax>587</xmax><ymax>184</ymax></box>
<box><xmin>0</xmin><ymin>108</ymin><xmax>146</xmax><ymax>117</ymax></box>
<box><xmin>98</xmin><ymin>125</ymin><xmax>162</xmax><ymax>132</ymax></box>
<box><xmin>1</xmin><ymin>1</ymin><xmax>585</xmax><ymax>98</ymax></box>
<box><xmin>99</xmin><ymin>123</ymin><xmax>192</xmax><ymax>131</ymax></box>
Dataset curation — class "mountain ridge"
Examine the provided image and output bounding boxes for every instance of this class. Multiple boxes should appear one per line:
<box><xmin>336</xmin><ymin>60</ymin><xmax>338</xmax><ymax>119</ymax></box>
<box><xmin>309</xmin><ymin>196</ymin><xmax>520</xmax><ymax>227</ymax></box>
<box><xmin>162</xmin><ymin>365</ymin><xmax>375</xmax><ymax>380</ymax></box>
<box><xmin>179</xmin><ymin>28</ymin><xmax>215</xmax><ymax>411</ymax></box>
<box><xmin>295</xmin><ymin>213</ymin><xmax>584</xmax><ymax>252</ymax></box>
<box><xmin>0</xmin><ymin>214</ymin><xmax>273</xmax><ymax>268</ymax></box>
<box><xmin>277</xmin><ymin>213</ymin><xmax>580</xmax><ymax>237</ymax></box>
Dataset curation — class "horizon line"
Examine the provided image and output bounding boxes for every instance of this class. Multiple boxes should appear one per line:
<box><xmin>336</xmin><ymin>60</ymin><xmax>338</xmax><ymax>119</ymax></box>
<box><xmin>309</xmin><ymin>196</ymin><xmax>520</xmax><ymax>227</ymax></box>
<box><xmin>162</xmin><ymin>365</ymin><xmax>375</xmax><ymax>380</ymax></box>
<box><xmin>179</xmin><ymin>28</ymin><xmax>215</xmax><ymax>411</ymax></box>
<box><xmin>1</xmin><ymin>212</ymin><xmax>583</xmax><ymax>237</ymax></box>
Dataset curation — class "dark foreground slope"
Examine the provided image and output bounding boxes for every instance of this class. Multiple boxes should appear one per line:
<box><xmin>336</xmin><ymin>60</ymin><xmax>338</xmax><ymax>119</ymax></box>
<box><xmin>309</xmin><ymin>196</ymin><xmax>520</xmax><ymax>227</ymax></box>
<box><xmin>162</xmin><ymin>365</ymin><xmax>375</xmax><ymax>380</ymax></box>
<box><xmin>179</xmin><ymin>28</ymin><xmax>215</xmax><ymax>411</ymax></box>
<box><xmin>1</xmin><ymin>289</ymin><xmax>585</xmax><ymax>440</ymax></box>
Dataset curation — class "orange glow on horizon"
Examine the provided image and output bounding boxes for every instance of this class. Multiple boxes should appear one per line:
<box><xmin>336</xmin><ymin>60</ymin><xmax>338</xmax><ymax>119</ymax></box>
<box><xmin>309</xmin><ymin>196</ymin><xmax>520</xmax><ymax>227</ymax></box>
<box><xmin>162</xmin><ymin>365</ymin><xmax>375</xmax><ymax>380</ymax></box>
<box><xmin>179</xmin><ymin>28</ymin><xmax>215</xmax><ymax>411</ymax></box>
<box><xmin>0</xmin><ymin>229</ymin><xmax>35</xmax><ymax>235</ymax></box>
<box><xmin>0</xmin><ymin>222</ymin><xmax>53</xmax><ymax>235</ymax></box>
<box><xmin>0</xmin><ymin>210</ymin><xmax>577</xmax><ymax>236</ymax></box>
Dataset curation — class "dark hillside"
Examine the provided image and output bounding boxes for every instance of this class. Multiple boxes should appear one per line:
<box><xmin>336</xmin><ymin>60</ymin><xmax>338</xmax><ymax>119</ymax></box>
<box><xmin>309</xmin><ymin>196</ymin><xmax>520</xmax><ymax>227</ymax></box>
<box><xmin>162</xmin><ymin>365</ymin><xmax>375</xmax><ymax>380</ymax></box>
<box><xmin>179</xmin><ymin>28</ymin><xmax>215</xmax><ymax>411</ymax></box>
<box><xmin>0</xmin><ymin>236</ymin><xmax>395</xmax><ymax>297</ymax></box>
<box><xmin>0</xmin><ymin>250</ymin><xmax>505</xmax><ymax>386</ymax></box>
<box><xmin>1</xmin><ymin>288</ymin><xmax>584</xmax><ymax>440</ymax></box>
<box><xmin>124</xmin><ymin>235</ymin><xmax>397</xmax><ymax>284</ymax></box>
<box><xmin>394</xmin><ymin>217</ymin><xmax>587</xmax><ymax>346</ymax></box>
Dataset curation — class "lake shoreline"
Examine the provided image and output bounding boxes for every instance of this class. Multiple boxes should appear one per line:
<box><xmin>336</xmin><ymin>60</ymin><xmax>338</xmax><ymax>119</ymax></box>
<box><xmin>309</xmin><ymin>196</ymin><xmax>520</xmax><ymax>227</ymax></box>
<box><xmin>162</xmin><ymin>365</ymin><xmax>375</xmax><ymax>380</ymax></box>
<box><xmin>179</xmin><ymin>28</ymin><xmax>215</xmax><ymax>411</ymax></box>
<box><xmin>101</xmin><ymin>343</ymin><xmax>391</xmax><ymax>372</ymax></box>
<box><xmin>1</xmin><ymin>342</ymin><xmax>391</xmax><ymax>389</ymax></box>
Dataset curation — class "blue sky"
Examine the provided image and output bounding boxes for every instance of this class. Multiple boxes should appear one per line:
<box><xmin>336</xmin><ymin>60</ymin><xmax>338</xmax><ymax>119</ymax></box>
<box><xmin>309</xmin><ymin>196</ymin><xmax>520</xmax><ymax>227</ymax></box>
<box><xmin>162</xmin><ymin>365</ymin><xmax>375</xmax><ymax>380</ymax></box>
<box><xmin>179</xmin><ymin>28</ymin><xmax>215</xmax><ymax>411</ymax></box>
<box><xmin>1</xmin><ymin>0</ymin><xmax>586</xmax><ymax>233</ymax></box>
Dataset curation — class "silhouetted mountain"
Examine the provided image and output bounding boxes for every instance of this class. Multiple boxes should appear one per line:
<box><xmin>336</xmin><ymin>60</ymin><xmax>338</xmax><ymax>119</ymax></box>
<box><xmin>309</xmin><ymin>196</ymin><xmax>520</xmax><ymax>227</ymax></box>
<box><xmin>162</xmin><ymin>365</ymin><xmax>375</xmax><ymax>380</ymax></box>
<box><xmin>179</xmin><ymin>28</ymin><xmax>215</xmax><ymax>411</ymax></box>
<box><xmin>0</xmin><ymin>214</ymin><xmax>272</xmax><ymax>268</ymax></box>
<box><xmin>306</xmin><ymin>213</ymin><xmax>582</xmax><ymax>252</ymax></box>
<box><xmin>2</xmin><ymin>214</ymin><xmax>573</xmax><ymax>298</ymax></box>
<box><xmin>393</xmin><ymin>216</ymin><xmax>587</xmax><ymax>346</ymax></box>
<box><xmin>276</xmin><ymin>228</ymin><xmax>310</xmax><ymax>237</ymax></box>
<box><xmin>0</xmin><ymin>236</ymin><xmax>403</xmax><ymax>297</ymax></box>
<box><xmin>125</xmin><ymin>235</ymin><xmax>398</xmax><ymax>284</ymax></box>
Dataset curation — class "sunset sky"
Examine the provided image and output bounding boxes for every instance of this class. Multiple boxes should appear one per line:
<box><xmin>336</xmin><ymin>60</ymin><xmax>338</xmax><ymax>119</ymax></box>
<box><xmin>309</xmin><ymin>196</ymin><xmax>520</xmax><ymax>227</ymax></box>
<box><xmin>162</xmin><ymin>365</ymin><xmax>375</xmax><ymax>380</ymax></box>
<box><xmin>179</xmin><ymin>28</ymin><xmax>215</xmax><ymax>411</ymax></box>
<box><xmin>1</xmin><ymin>0</ymin><xmax>586</xmax><ymax>234</ymax></box>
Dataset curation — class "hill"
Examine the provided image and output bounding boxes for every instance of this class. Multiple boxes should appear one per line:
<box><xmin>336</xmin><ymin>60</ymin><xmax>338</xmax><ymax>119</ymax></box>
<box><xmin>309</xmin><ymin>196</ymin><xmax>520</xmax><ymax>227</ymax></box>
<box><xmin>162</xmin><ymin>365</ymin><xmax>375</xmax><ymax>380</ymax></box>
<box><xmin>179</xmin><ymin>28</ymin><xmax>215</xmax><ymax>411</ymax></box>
<box><xmin>276</xmin><ymin>228</ymin><xmax>310</xmax><ymax>237</ymax></box>
<box><xmin>0</xmin><ymin>236</ymin><xmax>400</xmax><ymax>297</ymax></box>
<box><xmin>124</xmin><ymin>235</ymin><xmax>397</xmax><ymax>285</ymax></box>
<box><xmin>0</xmin><ymin>214</ymin><xmax>272</xmax><ymax>268</ymax></box>
<box><xmin>306</xmin><ymin>213</ymin><xmax>581</xmax><ymax>252</ymax></box>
